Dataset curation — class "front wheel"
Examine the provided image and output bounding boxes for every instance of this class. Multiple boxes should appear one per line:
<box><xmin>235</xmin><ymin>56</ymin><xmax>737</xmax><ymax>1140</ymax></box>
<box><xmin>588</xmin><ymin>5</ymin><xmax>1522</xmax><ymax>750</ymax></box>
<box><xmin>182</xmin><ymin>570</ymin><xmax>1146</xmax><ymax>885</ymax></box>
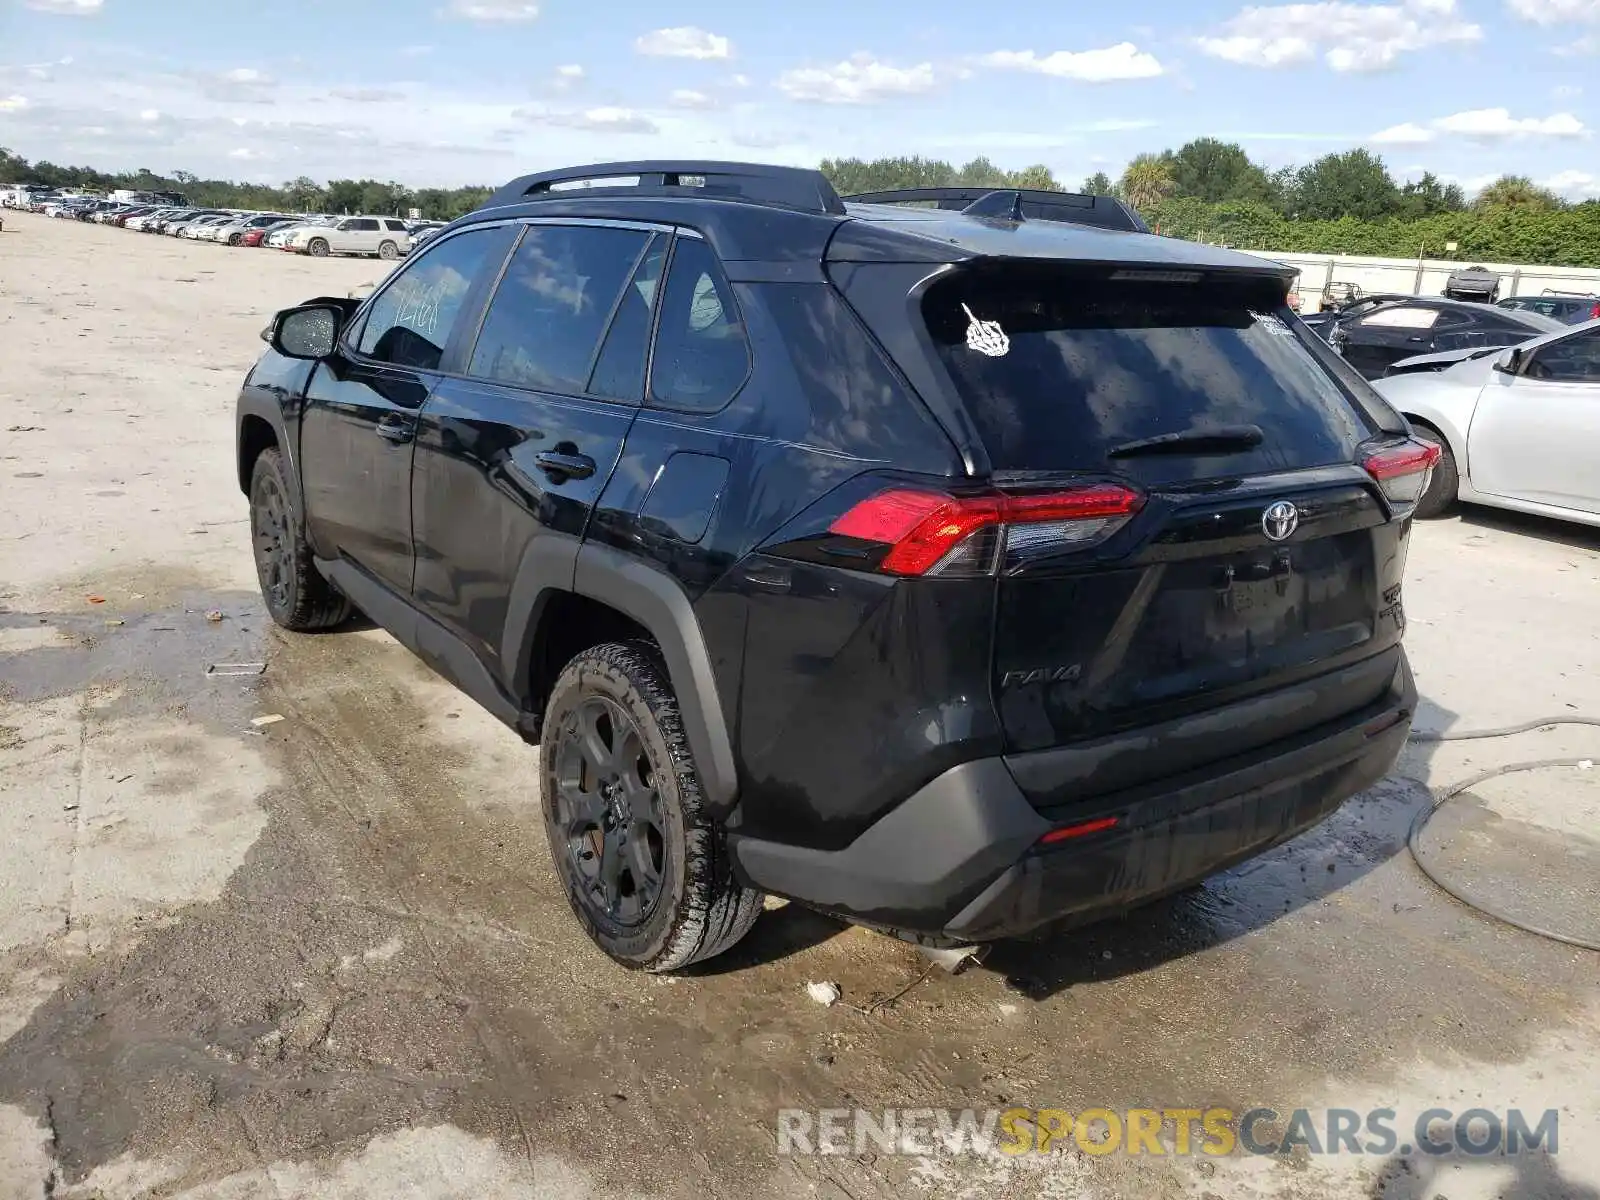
<box><xmin>307</xmin><ymin>237</ymin><xmax>329</xmax><ymax>258</ymax></box>
<box><xmin>1412</xmin><ymin>429</ymin><xmax>1459</xmax><ymax>519</ymax></box>
<box><xmin>377</xmin><ymin>240</ymin><xmax>399</xmax><ymax>260</ymax></box>
<box><xmin>249</xmin><ymin>447</ymin><xmax>351</xmax><ymax>631</ymax></box>
<box><xmin>540</xmin><ymin>642</ymin><xmax>763</xmax><ymax>972</ymax></box>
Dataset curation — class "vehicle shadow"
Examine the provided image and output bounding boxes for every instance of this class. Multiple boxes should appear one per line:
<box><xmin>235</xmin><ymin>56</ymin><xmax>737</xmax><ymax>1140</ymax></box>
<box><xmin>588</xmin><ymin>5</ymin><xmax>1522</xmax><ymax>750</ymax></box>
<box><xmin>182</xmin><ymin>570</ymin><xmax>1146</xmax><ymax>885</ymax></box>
<box><xmin>979</xmin><ymin>689</ymin><xmax>1458</xmax><ymax>1000</ymax></box>
<box><xmin>1368</xmin><ymin>1146</ymin><xmax>1598</xmax><ymax>1200</ymax></box>
<box><xmin>1451</xmin><ymin>506</ymin><xmax>1600</xmax><ymax>552</ymax></box>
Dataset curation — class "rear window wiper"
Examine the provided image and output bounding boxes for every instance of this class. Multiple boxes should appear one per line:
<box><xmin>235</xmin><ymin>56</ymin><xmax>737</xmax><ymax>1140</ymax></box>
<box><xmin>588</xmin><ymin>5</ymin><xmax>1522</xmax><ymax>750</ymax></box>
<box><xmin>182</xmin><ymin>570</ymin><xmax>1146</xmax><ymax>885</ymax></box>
<box><xmin>1107</xmin><ymin>425</ymin><xmax>1265</xmax><ymax>459</ymax></box>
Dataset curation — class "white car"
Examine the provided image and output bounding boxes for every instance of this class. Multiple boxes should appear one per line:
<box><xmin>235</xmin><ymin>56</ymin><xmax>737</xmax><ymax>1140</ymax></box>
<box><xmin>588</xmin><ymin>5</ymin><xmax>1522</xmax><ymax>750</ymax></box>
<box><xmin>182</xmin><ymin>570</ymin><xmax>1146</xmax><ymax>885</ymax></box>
<box><xmin>282</xmin><ymin>215</ymin><xmax>411</xmax><ymax>259</ymax></box>
<box><xmin>1372</xmin><ymin>319</ymin><xmax>1600</xmax><ymax>526</ymax></box>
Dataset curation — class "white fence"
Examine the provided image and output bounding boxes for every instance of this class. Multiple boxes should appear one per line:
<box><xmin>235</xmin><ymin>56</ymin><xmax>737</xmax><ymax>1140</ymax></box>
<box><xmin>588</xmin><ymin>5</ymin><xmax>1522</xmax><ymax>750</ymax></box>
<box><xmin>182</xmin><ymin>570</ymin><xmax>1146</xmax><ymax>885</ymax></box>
<box><xmin>1256</xmin><ymin>250</ymin><xmax>1600</xmax><ymax>312</ymax></box>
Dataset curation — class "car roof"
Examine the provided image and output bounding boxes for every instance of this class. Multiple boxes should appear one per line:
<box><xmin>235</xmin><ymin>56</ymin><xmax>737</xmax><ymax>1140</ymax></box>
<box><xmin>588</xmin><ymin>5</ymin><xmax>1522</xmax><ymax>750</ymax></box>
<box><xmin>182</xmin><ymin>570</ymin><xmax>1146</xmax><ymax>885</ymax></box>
<box><xmin>469</xmin><ymin>158</ymin><xmax>1296</xmax><ymax>281</ymax></box>
<box><xmin>1355</xmin><ymin>295</ymin><xmax>1565</xmax><ymax>329</ymax></box>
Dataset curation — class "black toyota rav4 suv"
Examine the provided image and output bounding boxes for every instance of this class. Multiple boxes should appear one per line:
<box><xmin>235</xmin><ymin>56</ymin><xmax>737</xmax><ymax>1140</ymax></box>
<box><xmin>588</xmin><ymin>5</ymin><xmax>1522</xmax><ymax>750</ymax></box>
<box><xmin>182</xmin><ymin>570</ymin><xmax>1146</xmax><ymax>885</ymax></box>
<box><xmin>238</xmin><ymin>161</ymin><xmax>1427</xmax><ymax>971</ymax></box>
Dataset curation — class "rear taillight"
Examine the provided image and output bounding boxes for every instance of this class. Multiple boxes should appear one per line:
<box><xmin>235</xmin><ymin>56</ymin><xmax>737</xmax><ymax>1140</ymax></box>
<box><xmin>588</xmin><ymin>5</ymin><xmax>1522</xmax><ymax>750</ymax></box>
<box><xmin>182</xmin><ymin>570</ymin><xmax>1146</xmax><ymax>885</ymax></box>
<box><xmin>828</xmin><ymin>483</ymin><xmax>1142</xmax><ymax>577</ymax></box>
<box><xmin>1362</xmin><ymin>439</ymin><xmax>1441</xmax><ymax>508</ymax></box>
<box><xmin>1589</xmin><ymin>302</ymin><xmax>1600</xmax><ymax>320</ymax></box>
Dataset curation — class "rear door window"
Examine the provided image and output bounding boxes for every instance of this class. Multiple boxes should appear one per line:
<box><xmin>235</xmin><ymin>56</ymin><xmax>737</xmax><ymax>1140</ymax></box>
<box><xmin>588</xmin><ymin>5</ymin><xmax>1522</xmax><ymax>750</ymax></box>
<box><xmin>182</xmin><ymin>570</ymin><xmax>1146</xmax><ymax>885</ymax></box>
<box><xmin>924</xmin><ymin>271</ymin><xmax>1374</xmax><ymax>481</ymax></box>
<box><xmin>467</xmin><ymin>223</ymin><xmax>650</xmax><ymax>395</ymax></box>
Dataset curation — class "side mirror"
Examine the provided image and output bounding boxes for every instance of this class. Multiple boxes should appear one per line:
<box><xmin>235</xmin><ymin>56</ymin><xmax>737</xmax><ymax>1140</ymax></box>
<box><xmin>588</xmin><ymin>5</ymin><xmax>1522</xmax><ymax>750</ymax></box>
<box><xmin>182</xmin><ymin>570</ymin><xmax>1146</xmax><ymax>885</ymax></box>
<box><xmin>1493</xmin><ymin>347</ymin><xmax>1523</xmax><ymax>376</ymax></box>
<box><xmin>271</xmin><ymin>304</ymin><xmax>342</xmax><ymax>360</ymax></box>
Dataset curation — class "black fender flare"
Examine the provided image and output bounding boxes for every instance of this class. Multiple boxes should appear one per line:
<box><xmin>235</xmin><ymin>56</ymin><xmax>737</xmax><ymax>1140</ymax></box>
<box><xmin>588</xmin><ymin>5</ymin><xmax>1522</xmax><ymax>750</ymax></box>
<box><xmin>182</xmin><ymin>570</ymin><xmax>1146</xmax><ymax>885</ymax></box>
<box><xmin>235</xmin><ymin>390</ymin><xmax>303</xmax><ymax>514</ymax></box>
<box><xmin>561</xmin><ymin>541</ymin><xmax>740</xmax><ymax>816</ymax></box>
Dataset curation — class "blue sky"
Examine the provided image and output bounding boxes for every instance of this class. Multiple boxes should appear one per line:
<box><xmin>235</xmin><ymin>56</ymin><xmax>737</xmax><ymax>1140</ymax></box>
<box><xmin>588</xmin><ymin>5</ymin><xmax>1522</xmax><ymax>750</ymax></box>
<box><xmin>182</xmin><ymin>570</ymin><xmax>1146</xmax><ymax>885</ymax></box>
<box><xmin>1</xmin><ymin>0</ymin><xmax>1597</xmax><ymax>199</ymax></box>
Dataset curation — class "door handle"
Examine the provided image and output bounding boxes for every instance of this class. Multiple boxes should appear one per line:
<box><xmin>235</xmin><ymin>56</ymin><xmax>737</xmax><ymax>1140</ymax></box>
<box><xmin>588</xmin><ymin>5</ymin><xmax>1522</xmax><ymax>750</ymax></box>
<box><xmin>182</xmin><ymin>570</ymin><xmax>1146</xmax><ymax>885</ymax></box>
<box><xmin>534</xmin><ymin>450</ymin><xmax>597</xmax><ymax>480</ymax></box>
<box><xmin>375</xmin><ymin>416</ymin><xmax>414</xmax><ymax>444</ymax></box>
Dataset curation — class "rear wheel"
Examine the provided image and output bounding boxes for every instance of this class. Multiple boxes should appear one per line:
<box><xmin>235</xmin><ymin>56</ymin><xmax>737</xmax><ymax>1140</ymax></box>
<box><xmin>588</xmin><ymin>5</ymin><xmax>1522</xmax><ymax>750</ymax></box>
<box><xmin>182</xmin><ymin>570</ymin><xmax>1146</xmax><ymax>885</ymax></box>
<box><xmin>377</xmin><ymin>240</ymin><xmax>399</xmax><ymax>260</ymax></box>
<box><xmin>1411</xmin><ymin>427</ymin><xmax>1458</xmax><ymax>519</ymax></box>
<box><xmin>249</xmin><ymin>447</ymin><xmax>351</xmax><ymax>631</ymax></box>
<box><xmin>228</xmin><ymin>232</ymin><xmax>243</xmax><ymax>246</ymax></box>
<box><xmin>307</xmin><ymin>237</ymin><xmax>329</xmax><ymax>258</ymax></box>
<box><xmin>540</xmin><ymin>642</ymin><xmax>762</xmax><ymax>972</ymax></box>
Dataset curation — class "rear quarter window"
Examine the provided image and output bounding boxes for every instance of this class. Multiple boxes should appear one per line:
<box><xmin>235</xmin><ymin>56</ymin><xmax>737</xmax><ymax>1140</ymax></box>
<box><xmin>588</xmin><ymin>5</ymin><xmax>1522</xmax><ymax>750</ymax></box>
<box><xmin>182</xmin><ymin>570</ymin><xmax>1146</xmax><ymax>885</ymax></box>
<box><xmin>923</xmin><ymin>271</ymin><xmax>1376</xmax><ymax>482</ymax></box>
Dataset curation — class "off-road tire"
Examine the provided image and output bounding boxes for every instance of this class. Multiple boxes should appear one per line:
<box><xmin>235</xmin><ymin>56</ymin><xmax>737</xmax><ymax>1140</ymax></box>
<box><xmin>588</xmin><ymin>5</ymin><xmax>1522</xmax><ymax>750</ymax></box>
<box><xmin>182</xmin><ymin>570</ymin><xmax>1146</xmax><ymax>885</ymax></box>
<box><xmin>249</xmin><ymin>447</ymin><xmax>351</xmax><ymax>631</ymax></box>
<box><xmin>377</xmin><ymin>240</ymin><xmax>399</xmax><ymax>260</ymax></box>
<box><xmin>540</xmin><ymin>642</ymin><xmax>763</xmax><ymax>972</ymax></box>
<box><xmin>307</xmin><ymin>237</ymin><xmax>330</xmax><ymax>258</ymax></box>
<box><xmin>1412</xmin><ymin>427</ymin><xmax>1458</xmax><ymax>519</ymax></box>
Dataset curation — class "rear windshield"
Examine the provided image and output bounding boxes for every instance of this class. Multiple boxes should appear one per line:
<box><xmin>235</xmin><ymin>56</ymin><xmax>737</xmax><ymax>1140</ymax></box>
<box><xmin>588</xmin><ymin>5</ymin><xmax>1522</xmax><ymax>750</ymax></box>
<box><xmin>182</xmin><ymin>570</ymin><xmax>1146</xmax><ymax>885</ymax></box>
<box><xmin>924</xmin><ymin>271</ymin><xmax>1379</xmax><ymax>481</ymax></box>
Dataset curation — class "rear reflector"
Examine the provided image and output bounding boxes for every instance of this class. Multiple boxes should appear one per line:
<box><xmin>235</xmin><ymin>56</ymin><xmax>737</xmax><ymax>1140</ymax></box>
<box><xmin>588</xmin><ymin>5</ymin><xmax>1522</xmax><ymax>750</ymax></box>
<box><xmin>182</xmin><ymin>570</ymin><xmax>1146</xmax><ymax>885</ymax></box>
<box><xmin>829</xmin><ymin>484</ymin><xmax>1142</xmax><ymax>577</ymax></box>
<box><xmin>1362</xmin><ymin>439</ymin><xmax>1441</xmax><ymax>507</ymax></box>
<box><xmin>1039</xmin><ymin>816</ymin><xmax>1120</xmax><ymax>845</ymax></box>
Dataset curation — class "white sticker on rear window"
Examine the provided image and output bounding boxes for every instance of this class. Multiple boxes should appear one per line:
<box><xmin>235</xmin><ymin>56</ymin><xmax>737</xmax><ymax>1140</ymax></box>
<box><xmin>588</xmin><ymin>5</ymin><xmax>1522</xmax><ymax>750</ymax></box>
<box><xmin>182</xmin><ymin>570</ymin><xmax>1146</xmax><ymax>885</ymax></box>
<box><xmin>962</xmin><ymin>304</ymin><xmax>1011</xmax><ymax>357</ymax></box>
<box><xmin>1250</xmin><ymin>310</ymin><xmax>1295</xmax><ymax>336</ymax></box>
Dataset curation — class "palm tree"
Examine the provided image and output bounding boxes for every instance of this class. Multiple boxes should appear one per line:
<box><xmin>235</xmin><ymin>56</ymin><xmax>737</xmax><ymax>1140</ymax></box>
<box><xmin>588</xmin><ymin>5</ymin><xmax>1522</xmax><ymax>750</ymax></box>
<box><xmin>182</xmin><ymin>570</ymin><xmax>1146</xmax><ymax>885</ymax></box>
<box><xmin>1474</xmin><ymin>175</ymin><xmax>1561</xmax><ymax>212</ymax></box>
<box><xmin>1119</xmin><ymin>154</ymin><xmax>1177</xmax><ymax>211</ymax></box>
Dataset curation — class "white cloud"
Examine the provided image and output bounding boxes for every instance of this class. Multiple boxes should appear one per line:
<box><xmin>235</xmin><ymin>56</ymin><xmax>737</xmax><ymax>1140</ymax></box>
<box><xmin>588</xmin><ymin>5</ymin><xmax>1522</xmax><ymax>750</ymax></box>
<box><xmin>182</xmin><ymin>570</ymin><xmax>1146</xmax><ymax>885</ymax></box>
<box><xmin>227</xmin><ymin>147</ymin><xmax>262</xmax><ymax>160</ymax></box>
<box><xmin>730</xmin><ymin>73</ymin><xmax>751</xmax><ymax>87</ymax></box>
<box><xmin>0</xmin><ymin>95</ymin><xmax>30</xmax><ymax>111</ymax></box>
<box><xmin>222</xmin><ymin>67</ymin><xmax>271</xmax><ymax>85</ymax></box>
<box><xmin>445</xmin><ymin>0</ymin><xmax>539</xmax><ymax>19</ymax></box>
<box><xmin>1371</xmin><ymin>120</ymin><xmax>1435</xmax><ymax>143</ymax></box>
<box><xmin>634</xmin><ymin>27</ymin><xmax>732</xmax><ymax>60</ymax></box>
<box><xmin>139</xmin><ymin>107</ymin><xmax>159</xmax><ymax>120</ymax></box>
<box><xmin>1506</xmin><ymin>0</ymin><xmax>1600</xmax><ymax>23</ymax></box>
<box><xmin>514</xmin><ymin>105</ymin><xmax>659</xmax><ymax>134</ymax></box>
<box><xmin>980</xmin><ymin>42</ymin><xmax>1164</xmax><ymax>81</ymax></box>
<box><xmin>1553</xmin><ymin>32</ymin><xmax>1600</xmax><ymax>51</ymax></box>
<box><xmin>775</xmin><ymin>55</ymin><xmax>937</xmax><ymax>104</ymax></box>
<box><xmin>556</xmin><ymin>64</ymin><xmax>583</xmax><ymax>79</ymax></box>
<box><xmin>1553</xmin><ymin>83</ymin><xmax>1584</xmax><ymax>96</ymax></box>
<box><xmin>668</xmin><ymin>88</ymin><xmax>718</xmax><ymax>110</ymax></box>
<box><xmin>1369</xmin><ymin>107</ymin><xmax>1588</xmax><ymax>144</ymax></box>
<box><xmin>1542</xmin><ymin>168</ymin><xmax>1600</xmax><ymax>197</ymax></box>
<box><xmin>1198</xmin><ymin>0</ymin><xmax>1482</xmax><ymax>72</ymax></box>
<box><xmin>22</xmin><ymin>0</ymin><xmax>102</xmax><ymax>13</ymax></box>
<box><xmin>329</xmin><ymin>86</ymin><xmax>404</xmax><ymax>102</ymax></box>
<box><xmin>1434</xmin><ymin>107</ymin><xmax>1586</xmax><ymax>137</ymax></box>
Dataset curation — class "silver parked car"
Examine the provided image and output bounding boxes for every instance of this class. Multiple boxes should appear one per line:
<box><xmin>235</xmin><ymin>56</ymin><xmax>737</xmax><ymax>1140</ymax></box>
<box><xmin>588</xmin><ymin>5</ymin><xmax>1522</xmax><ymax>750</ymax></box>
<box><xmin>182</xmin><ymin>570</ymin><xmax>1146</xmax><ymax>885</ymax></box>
<box><xmin>281</xmin><ymin>215</ymin><xmax>411</xmax><ymax>259</ymax></box>
<box><xmin>1372</xmin><ymin>319</ymin><xmax>1600</xmax><ymax>525</ymax></box>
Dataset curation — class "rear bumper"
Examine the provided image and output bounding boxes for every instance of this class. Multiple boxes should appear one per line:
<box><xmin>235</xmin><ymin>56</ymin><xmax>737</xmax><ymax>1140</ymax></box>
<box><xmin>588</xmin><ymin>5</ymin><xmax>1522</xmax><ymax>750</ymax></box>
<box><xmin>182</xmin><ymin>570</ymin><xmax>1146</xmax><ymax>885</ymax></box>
<box><xmin>730</xmin><ymin>652</ymin><xmax>1415</xmax><ymax>942</ymax></box>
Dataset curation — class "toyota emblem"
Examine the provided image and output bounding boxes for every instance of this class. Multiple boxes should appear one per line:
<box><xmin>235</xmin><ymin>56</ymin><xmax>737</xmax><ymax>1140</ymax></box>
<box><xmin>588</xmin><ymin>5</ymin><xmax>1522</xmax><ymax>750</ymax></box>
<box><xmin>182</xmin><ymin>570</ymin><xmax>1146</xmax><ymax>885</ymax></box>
<box><xmin>1262</xmin><ymin>501</ymin><xmax>1300</xmax><ymax>542</ymax></box>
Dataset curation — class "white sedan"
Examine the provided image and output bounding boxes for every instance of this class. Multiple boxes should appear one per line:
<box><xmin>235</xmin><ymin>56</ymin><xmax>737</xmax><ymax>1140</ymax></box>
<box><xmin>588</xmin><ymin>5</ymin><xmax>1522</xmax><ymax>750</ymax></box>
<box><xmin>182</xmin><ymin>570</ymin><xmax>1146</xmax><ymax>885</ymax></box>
<box><xmin>1373</xmin><ymin>319</ymin><xmax>1600</xmax><ymax>526</ymax></box>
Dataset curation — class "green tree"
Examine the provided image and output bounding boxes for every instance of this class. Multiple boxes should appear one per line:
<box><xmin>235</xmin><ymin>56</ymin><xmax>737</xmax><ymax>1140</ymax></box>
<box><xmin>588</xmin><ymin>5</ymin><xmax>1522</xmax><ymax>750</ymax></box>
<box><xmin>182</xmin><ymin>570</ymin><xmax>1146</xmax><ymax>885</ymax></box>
<box><xmin>324</xmin><ymin>179</ymin><xmax>364</xmax><ymax>214</ymax></box>
<box><xmin>1474</xmin><ymin>175</ymin><xmax>1562</xmax><ymax>212</ymax></box>
<box><xmin>1169</xmin><ymin>138</ymin><xmax>1274</xmax><ymax>204</ymax></box>
<box><xmin>1119</xmin><ymin>153</ymin><xmax>1177</xmax><ymax>211</ymax></box>
<box><xmin>955</xmin><ymin>156</ymin><xmax>1006</xmax><ymax>187</ymax></box>
<box><xmin>1008</xmin><ymin>163</ymin><xmax>1058</xmax><ymax>190</ymax></box>
<box><xmin>1295</xmin><ymin>149</ymin><xmax>1399</xmax><ymax>221</ymax></box>
<box><xmin>1081</xmin><ymin>171</ymin><xmax>1115</xmax><ymax>197</ymax></box>
<box><xmin>1399</xmin><ymin>172</ymin><xmax>1467</xmax><ymax>219</ymax></box>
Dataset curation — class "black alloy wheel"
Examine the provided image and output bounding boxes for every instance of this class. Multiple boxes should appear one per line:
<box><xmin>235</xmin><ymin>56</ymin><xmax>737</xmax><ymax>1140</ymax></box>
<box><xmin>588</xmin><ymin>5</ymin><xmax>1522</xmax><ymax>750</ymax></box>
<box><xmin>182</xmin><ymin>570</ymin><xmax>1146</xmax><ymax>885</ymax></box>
<box><xmin>550</xmin><ymin>694</ymin><xmax>669</xmax><ymax>928</ymax></box>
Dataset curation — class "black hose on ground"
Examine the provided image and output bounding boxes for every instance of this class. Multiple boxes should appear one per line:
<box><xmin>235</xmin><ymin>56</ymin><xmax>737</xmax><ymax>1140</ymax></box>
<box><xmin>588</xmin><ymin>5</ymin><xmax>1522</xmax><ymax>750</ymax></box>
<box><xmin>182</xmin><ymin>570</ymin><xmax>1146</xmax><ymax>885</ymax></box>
<box><xmin>1404</xmin><ymin>718</ymin><xmax>1599</xmax><ymax>952</ymax></box>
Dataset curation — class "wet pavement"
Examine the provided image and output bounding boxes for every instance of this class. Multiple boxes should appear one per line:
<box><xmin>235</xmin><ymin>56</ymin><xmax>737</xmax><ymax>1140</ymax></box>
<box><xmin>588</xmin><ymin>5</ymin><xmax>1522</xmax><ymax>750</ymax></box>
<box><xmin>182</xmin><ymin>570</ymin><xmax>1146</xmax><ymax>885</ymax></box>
<box><xmin>2</xmin><ymin>211</ymin><xmax>1599</xmax><ymax>1200</ymax></box>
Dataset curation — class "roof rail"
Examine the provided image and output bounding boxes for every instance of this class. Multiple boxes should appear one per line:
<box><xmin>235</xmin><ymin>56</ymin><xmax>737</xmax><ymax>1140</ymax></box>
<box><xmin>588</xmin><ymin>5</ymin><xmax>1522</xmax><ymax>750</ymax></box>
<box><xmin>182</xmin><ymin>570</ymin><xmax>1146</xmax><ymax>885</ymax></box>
<box><xmin>481</xmin><ymin>160</ymin><xmax>847</xmax><ymax>216</ymax></box>
<box><xmin>843</xmin><ymin>186</ymin><xmax>1149</xmax><ymax>233</ymax></box>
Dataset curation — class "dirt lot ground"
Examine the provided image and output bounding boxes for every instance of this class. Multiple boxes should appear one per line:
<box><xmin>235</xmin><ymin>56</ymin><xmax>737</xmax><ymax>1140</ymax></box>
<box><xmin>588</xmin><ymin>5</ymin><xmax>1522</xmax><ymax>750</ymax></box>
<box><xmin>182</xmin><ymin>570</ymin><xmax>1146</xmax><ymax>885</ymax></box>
<box><xmin>1</xmin><ymin>210</ymin><xmax>1598</xmax><ymax>1200</ymax></box>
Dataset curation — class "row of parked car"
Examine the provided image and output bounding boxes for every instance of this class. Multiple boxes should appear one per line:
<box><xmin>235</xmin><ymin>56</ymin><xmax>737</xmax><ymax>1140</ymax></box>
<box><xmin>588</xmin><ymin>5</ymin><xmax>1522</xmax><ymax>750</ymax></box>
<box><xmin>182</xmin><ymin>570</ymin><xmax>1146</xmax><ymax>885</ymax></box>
<box><xmin>2</xmin><ymin>188</ymin><xmax>446</xmax><ymax>259</ymax></box>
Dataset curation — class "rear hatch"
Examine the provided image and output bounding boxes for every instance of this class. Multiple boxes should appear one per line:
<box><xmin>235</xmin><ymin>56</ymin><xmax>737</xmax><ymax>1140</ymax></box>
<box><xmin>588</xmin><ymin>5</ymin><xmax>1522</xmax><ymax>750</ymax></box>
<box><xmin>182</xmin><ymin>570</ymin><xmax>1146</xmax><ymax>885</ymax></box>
<box><xmin>913</xmin><ymin>265</ymin><xmax>1416</xmax><ymax>795</ymax></box>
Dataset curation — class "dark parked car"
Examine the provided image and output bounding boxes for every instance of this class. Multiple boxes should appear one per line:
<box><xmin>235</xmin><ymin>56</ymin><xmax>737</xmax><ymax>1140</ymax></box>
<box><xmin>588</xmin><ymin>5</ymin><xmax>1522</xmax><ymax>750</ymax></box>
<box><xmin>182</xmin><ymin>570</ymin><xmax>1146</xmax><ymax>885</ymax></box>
<box><xmin>237</xmin><ymin>160</ymin><xmax>1428</xmax><ymax>971</ymax></box>
<box><xmin>1300</xmin><ymin>292</ymin><xmax>1416</xmax><ymax>342</ymax></box>
<box><xmin>1328</xmin><ymin>297</ymin><xmax>1563</xmax><ymax>379</ymax></box>
<box><xmin>1498</xmin><ymin>291</ymin><xmax>1600</xmax><ymax>326</ymax></box>
<box><xmin>1443</xmin><ymin>264</ymin><xmax>1500</xmax><ymax>303</ymax></box>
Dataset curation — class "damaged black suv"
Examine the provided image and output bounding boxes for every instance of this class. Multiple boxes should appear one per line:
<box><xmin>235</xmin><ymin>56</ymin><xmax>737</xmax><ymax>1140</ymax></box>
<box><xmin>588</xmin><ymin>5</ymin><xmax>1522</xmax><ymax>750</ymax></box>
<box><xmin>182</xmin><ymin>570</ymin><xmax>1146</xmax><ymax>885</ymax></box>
<box><xmin>237</xmin><ymin>161</ymin><xmax>1425</xmax><ymax>971</ymax></box>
